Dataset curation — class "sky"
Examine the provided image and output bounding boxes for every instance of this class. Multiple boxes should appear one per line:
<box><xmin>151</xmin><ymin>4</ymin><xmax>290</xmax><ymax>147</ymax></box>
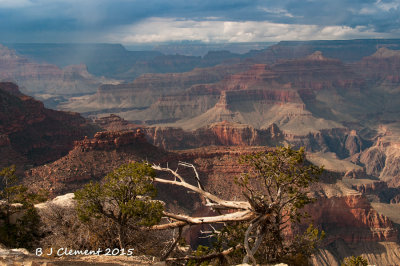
<box><xmin>0</xmin><ymin>0</ymin><xmax>399</xmax><ymax>44</ymax></box>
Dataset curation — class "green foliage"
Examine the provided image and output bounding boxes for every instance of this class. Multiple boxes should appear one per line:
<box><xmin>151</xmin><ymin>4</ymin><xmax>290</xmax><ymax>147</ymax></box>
<box><xmin>341</xmin><ymin>255</ymin><xmax>368</xmax><ymax>266</ymax></box>
<box><xmin>279</xmin><ymin>224</ymin><xmax>325</xmax><ymax>265</ymax></box>
<box><xmin>0</xmin><ymin>165</ymin><xmax>45</xmax><ymax>249</ymax></box>
<box><xmin>237</xmin><ymin>146</ymin><xmax>323</xmax><ymax>221</ymax></box>
<box><xmin>74</xmin><ymin>162</ymin><xmax>164</xmax><ymax>248</ymax></box>
<box><xmin>188</xmin><ymin>245</ymin><xmax>211</xmax><ymax>266</ymax></box>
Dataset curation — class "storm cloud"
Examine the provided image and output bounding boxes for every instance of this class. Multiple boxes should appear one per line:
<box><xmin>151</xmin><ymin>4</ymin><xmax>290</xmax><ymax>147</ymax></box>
<box><xmin>0</xmin><ymin>0</ymin><xmax>399</xmax><ymax>43</ymax></box>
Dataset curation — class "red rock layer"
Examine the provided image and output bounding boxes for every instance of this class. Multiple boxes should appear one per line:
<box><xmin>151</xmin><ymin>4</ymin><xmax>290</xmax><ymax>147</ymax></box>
<box><xmin>305</xmin><ymin>195</ymin><xmax>397</xmax><ymax>243</ymax></box>
<box><xmin>216</xmin><ymin>52</ymin><xmax>363</xmax><ymax>93</ymax></box>
<box><xmin>142</xmin><ymin>122</ymin><xmax>283</xmax><ymax>150</ymax></box>
<box><xmin>95</xmin><ymin>114</ymin><xmax>361</xmax><ymax>158</ymax></box>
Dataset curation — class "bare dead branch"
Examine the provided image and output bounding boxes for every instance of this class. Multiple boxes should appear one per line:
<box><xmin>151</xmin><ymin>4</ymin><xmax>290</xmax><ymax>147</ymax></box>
<box><xmin>163</xmin><ymin>210</ymin><xmax>255</xmax><ymax>224</ymax></box>
<box><xmin>152</xmin><ymin>164</ymin><xmax>185</xmax><ymax>183</ymax></box>
<box><xmin>178</xmin><ymin>161</ymin><xmax>211</xmax><ymax>205</ymax></box>
<box><xmin>149</xmin><ymin>221</ymin><xmax>187</xmax><ymax>230</ymax></box>
<box><xmin>153</xmin><ymin>164</ymin><xmax>251</xmax><ymax>210</ymax></box>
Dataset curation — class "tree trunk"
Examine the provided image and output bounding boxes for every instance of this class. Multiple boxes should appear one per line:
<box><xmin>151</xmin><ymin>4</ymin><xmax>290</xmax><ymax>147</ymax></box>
<box><xmin>161</xmin><ymin>226</ymin><xmax>183</xmax><ymax>261</ymax></box>
<box><xmin>118</xmin><ymin>225</ymin><xmax>125</xmax><ymax>249</ymax></box>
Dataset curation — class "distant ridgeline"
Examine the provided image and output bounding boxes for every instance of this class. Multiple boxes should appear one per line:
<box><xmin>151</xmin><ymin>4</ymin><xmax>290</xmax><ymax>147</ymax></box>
<box><xmin>4</xmin><ymin>43</ymin><xmax>248</xmax><ymax>80</ymax></box>
<box><xmin>5</xmin><ymin>43</ymin><xmax>162</xmax><ymax>79</ymax></box>
<box><xmin>6</xmin><ymin>39</ymin><xmax>400</xmax><ymax>80</ymax></box>
<box><xmin>268</xmin><ymin>39</ymin><xmax>400</xmax><ymax>62</ymax></box>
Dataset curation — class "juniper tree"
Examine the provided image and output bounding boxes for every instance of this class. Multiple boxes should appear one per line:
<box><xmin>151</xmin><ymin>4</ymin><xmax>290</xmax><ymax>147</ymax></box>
<box><xmin>74</xmin><ymin>162</ymin><xmax>164</xmax><ymax>249</ymax></box>
<box><xmin>236</xmin><ymin>146</ymin><xmax>324</xmax><ymax>264</ymax></box>
<box><xmin>0</xmin><ymin>165</ymin><xmax>45</xmax><ymax>248</ymax></box>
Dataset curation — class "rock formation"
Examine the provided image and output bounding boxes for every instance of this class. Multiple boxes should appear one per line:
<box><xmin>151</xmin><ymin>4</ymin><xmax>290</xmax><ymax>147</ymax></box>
<box><xmin>74</xmin><ymin>130</ymin><xmax>146</xmax><ymax>151</ymax></box>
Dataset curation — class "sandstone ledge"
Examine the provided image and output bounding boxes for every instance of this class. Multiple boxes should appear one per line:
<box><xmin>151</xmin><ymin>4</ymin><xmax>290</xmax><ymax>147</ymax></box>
<box><xmin>73</xmin><ymin>130</ymin><xmax>147</xmax><ymax>151</ymax></box>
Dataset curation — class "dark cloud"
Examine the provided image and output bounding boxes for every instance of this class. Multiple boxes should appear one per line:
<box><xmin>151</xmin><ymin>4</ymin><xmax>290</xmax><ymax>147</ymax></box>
<box><xmin>0</xmin><ymin>0</ymin><xmax>399</xmax><ymax>43</ymax></box>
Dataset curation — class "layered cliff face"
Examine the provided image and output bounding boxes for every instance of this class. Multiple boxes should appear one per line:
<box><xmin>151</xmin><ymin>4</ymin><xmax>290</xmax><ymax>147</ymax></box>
<box><xmin>0</xmin><ymin>82</ymin><xmax>98</xmax><ymax>166</ymax></box>
<box><xmin>142</xmin><ymin>121</ymin><xmax>283</xmax><ymax>150</ymax></box>
<box><xmin>306</xmin><ymin>194</ymin><xmax>397</xmax><ymax>243</ymax></box>
<box><xmin>68</xmin><ymin>51</ymin><xmax>362</xmax><ymax>139</ymax></box>
<box><xmin>158</xmin><ymin>53</ymin><xmax>353</xmax><ymax>136</ymax></box>
<box><xmin>60</xmin><ymin>63</ymin><xmax>249</xmax><ymax>114</ymax></box>
<box><xmin>235</xmin><ymin>52</ymin><xmax>360</xmax><ymax>91</ymax></box>
<box><xmin>94</xmin><ymin>114</ymin><xmax>366</xmax><ymax>159</ymax></box>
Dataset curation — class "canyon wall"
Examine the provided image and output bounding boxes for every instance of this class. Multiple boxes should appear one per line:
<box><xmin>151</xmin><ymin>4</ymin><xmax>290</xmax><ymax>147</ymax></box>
<box><xmin>0</xmin><ymin>82</ymin><xmax>98</xmax><ymax>166</ymax></box>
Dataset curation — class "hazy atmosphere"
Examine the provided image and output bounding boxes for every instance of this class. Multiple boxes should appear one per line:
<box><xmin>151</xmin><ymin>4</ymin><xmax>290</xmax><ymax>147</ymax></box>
<box><xmin>1</xmin><ymin>0</ymin><xmax>400</xmax><ymax>43</ymax></box>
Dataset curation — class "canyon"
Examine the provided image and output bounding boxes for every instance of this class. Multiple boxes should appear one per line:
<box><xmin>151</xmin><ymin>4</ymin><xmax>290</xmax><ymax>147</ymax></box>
<box><xmin>3</xmin><ymin>39</ymin><xmax>400</xmax><ymax>264</ymax></box>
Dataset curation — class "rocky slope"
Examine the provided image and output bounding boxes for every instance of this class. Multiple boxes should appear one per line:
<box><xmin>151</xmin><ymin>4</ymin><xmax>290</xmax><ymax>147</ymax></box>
<box><xmin>0</xmin><ymin>82</ymin><xmax>98</xmax><ymax>167</ymax></box>
<box><xmin>312</xmin><ymin>241</ymin><xmax>400</xmax><ymax>266</ymax></box>
<box><xmin>93</xmin><ymin>115</ymin><xmax>283</xmax><ymax>149</ymax></box>
<box><xmin>24</xmin><ymin>130</ymin><xmax>168</xmax><ymax>195</ymax></box>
